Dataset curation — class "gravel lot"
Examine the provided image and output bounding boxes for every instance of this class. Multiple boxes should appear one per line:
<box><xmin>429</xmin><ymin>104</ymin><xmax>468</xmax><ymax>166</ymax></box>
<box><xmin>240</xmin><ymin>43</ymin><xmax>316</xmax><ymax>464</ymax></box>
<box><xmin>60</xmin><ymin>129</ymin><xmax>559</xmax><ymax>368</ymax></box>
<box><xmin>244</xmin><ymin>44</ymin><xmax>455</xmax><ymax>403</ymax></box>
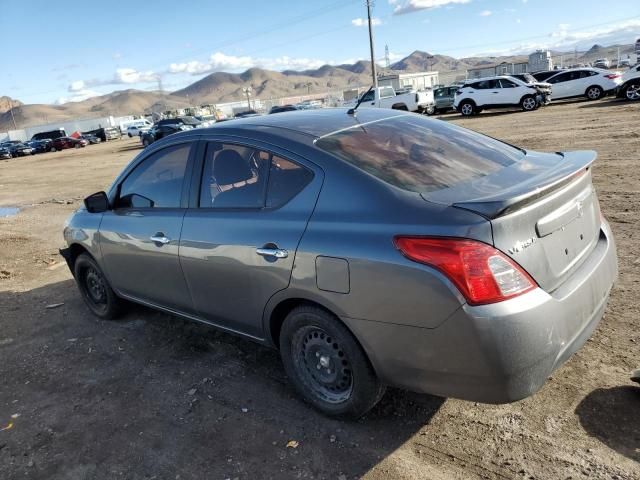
<box><xmin>1</xmin><ymin>98</ymin><xmax>639</xmax><ymax>480</ymax></box>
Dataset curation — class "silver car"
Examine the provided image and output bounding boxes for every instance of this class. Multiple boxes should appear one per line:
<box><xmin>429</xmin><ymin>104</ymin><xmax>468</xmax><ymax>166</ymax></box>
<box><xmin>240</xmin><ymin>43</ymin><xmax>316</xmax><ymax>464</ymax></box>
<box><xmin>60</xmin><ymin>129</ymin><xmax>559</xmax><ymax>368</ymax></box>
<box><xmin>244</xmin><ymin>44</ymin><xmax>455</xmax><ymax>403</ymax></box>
<box><xmin>61</xmin><ymin>109</ymin><xmax>617</xmax><ymax>418</ymax></box>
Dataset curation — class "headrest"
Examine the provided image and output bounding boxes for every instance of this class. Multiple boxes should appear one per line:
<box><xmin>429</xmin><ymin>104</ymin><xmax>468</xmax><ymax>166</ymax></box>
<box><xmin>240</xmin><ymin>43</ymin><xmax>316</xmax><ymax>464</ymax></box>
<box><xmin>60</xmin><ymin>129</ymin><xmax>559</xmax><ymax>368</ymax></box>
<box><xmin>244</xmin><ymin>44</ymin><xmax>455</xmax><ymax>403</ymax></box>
<box><xmin>213</xmin><ymin>150</ymin><xmax>253</xmax><ymax>185</ymax></box>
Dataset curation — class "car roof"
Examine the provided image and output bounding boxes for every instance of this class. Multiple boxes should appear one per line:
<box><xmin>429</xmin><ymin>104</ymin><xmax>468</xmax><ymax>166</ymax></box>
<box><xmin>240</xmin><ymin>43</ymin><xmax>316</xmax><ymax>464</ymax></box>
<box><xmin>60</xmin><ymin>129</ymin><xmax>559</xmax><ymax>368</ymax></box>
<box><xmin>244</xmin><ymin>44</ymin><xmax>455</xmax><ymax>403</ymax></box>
<box><xmin>199</xmin><ymin>108</ymin><xmax>409</xmax><ymax>139</ymax></box>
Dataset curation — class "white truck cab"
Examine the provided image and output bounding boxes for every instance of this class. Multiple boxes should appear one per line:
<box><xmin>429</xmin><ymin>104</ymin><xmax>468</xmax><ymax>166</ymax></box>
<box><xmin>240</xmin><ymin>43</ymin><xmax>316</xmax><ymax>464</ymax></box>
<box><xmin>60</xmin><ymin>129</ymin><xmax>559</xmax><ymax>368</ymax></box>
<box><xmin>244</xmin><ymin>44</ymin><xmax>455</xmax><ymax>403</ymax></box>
<box><xmin>353</xmin><ymin>86</ymin><xmax>435</xmax><ymax>113</ymax></box>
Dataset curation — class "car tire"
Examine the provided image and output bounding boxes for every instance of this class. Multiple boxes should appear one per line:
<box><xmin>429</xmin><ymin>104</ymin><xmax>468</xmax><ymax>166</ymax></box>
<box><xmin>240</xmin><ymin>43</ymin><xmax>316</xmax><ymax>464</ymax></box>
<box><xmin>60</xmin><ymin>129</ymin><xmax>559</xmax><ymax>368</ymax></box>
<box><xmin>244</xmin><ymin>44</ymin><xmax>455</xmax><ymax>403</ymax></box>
<box><xmin>74</xmin><ymin>143</ymin><xmax>81</xmax><ymax>149</ymax></box>
<box><xmin>623</xmin><ymin>82</ymin><xmax>640</xmax><ymax>101</ymax></box>
<box><xmin>50</xmin><ymin>147</ymin><xmax>56</xmax><ymax>152</ymax></box>
<box><xmin>585</xmin><ymin>85</ymin><xmax>604</xmax><ymax>100</ymax></box>
<box><xmin>142</xmin><ymin>138</ymin><xmax>151</xmax><ymax>147</ymax></box>
<box><xmin>425</xmin><ymin>105</ymin><xmax>436</xmax><ymax>115</ymax></box>
<box><xmin>459</xmin><ymin>100</ymin><xmax>476</xmax><ymax>116</ymax></box>
<box><xmin>521</xmin><ymin>95</ymin><xmax>537</xmax><ymax>111</ymax></box>
<box><xmin>280</xmin><ymin>305</ymin><xmax>386</xmax><ymax>419</ymax></box>
<box><xmin>128</xmin><ymin>133</ymin><xmax>132</xmax><ymax>138</ymax></box>
<box><xmin>74</xmin><ymin>253</ymin><xmax>123</xmax><ymax>320</ymax></box>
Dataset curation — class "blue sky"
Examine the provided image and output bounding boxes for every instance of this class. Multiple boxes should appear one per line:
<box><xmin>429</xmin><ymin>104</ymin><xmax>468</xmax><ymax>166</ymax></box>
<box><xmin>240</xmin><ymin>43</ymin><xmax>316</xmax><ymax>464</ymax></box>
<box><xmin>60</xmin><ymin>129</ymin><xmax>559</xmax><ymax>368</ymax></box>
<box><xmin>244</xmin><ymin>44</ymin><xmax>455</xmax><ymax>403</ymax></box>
<box><xmin>3</xmin><ymin>0</ymin><xmax>639</xmax><ymax>104</ymax></box>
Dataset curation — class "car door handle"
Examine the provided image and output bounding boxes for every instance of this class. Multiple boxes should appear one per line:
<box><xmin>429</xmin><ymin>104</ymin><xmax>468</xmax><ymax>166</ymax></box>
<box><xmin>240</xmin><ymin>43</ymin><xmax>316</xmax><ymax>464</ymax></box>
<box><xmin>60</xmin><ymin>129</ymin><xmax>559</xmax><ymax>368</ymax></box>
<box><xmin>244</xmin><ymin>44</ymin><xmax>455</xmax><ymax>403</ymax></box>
<box><xmin>150</xmin><ymin>233</ymin><xmax>171</xmax><ymax>245</ymax></box>
<box><xmin>256</xmin><ymin>247</ymin><xmax>288</xmax><ymax>259</ymax></box>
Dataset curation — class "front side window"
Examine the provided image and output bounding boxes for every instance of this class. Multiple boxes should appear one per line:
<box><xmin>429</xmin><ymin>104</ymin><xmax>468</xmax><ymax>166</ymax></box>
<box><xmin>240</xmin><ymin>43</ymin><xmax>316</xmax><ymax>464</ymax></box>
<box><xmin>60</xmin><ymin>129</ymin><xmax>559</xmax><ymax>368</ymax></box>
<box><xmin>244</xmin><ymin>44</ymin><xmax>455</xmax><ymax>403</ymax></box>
<box><xmin>380</xmin><ymin>87</ymin><xmax>395</xmax><ymax>98</ymax></box>
<box><xmin>361</xmin><ymin>90</ymin><xmax>375</xmax><ymax>102</ymax></box>
<box><xmin>315</xmin><ymin>115</ymin><xmax>523</xmax><ymax>194</ymax></box>
<box><xmin>118</xmin><ymin>143</ymin><xmax>191</xmax><ymax>208</ymax></box>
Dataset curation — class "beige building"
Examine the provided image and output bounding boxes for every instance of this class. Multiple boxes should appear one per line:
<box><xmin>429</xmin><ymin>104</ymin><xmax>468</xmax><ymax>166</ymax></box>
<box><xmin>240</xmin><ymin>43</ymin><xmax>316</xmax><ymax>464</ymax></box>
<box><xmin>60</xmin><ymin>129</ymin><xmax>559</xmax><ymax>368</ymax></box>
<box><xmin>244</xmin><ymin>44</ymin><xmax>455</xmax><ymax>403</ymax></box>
<box><xmin>378</xmin><ymin>71</ymin><xmax>439</xmax><ymax>91</ymax></box>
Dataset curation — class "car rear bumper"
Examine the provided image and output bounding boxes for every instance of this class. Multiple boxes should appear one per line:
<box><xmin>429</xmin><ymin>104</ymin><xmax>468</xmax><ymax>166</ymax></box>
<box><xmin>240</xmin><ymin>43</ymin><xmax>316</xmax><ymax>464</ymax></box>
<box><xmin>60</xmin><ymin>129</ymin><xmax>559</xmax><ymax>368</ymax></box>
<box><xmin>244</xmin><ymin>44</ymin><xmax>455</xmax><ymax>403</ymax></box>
<box><xmin>345</xmin><ymin>221</ymin><xmax>617</xmax><ymax>403</ymax></box>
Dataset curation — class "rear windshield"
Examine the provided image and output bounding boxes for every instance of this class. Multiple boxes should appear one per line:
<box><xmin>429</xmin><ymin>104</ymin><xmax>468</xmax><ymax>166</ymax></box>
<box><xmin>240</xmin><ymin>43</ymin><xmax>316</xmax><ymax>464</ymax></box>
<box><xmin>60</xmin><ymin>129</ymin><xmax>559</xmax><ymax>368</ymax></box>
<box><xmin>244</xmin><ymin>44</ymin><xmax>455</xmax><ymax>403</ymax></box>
<box><xmin>315</xmin><ymin>115</ymin><xmax>524</xmax><ymax>193</ymax></box>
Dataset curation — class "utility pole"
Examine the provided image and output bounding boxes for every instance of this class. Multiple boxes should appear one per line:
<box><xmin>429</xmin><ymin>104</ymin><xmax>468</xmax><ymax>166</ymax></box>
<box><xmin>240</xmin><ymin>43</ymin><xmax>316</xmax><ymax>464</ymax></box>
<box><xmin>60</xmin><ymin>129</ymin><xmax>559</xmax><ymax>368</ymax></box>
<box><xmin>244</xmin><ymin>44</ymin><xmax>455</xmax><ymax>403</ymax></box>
<box><xmin>242</xmin><ymin>87</ymin><xmax>252</xmax><ymax>109</ymax></box>
<box><xmin>366</xmin><ymin>0</ymin><xmax>378</xmax><ymax>89</ymax></box>
<box><xmin>7</xmin><ymin>98</ymin><xmax>17</xmax><ymax>130</ymax></box>
<box><xmin>384</xmin><ymin>44</ymin><xmax>390</xmax><ymax>69</ymax></box>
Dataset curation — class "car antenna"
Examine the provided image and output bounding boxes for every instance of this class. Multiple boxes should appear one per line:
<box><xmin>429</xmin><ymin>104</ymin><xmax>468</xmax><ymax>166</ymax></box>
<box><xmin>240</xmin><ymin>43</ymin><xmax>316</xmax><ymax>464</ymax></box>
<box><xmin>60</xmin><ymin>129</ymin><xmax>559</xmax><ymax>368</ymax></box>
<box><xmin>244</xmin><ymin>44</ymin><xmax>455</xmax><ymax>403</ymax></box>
<box><xmin>347</xmin><ymin>85</ymin><xmax>374</xmax><ymax>115</ymax></box>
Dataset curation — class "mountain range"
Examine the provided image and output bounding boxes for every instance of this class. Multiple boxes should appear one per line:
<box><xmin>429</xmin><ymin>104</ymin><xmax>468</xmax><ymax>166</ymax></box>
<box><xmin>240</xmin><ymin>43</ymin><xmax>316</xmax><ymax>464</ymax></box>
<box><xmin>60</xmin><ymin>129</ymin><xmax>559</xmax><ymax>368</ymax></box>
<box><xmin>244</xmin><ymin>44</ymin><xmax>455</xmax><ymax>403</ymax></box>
<box><xmin>1</xmin><ymin>43</ymin><xmax>635</xmax><ymax>132</ymax></box>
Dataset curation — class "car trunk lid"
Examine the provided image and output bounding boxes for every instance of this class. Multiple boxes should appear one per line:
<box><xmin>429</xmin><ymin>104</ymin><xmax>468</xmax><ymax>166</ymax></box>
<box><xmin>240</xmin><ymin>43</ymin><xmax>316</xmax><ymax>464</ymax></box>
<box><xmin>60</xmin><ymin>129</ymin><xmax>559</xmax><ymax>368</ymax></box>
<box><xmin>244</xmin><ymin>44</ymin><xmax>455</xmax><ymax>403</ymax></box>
<box><xmin>423</xmin><ymin>150</ymin><xmax>601</xmax><ymax>292</ymax></box>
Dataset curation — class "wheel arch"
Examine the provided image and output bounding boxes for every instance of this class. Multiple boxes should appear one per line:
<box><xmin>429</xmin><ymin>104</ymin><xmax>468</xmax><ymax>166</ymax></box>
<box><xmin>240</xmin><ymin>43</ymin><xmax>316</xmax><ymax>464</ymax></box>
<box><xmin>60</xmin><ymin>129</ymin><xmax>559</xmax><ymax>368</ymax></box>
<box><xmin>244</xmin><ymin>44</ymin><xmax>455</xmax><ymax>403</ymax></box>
<box><xmin>391</xmin><ymin>103</ymin><xmax>408</xmax><ymax>110</ymax></box>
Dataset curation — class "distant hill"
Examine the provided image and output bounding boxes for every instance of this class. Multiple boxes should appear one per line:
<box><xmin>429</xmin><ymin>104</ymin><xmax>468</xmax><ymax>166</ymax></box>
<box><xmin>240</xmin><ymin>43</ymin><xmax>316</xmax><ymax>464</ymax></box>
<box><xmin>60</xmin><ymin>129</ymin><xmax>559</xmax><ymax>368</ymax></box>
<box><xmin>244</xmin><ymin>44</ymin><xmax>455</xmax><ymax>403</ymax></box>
<box><xmin>1</xmin><ymin>42</ymin><xmax>635</xmax><ymax>131</ymax></box>
<box><xmin>0</xmin><ymin>96</ymin><xmax>22</xmax><ymax>115</ymax></box>
<box><xmin>171</xmin><ymin>65</ymin><xmax>370</xmax><ymax>103</ymax></box>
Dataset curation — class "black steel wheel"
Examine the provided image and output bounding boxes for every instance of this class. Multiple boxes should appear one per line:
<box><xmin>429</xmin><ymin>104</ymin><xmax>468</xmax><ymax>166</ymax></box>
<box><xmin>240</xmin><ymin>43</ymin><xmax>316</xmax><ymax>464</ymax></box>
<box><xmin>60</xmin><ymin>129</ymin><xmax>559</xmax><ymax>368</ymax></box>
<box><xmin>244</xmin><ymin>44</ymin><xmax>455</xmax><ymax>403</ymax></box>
<box><xmin>280</xmin><ymin>305</ymin><xmax>385</xmax><ymax>418</ymax></box>
<box><xmin>74</xmin><ymin>253</ymin><xmax>123</xmax><ymax>319</ymax></box>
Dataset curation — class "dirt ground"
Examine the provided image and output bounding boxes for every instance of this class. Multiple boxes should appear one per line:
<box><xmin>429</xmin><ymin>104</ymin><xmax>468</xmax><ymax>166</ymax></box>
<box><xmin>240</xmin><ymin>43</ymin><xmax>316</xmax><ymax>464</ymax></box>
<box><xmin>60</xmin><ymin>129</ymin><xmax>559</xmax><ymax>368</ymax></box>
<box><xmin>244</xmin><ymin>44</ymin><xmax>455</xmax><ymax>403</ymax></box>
<box><xmin>1</xmin><ymin>99</ymin><xmax>639</xmax><ymax>480</ymax></box>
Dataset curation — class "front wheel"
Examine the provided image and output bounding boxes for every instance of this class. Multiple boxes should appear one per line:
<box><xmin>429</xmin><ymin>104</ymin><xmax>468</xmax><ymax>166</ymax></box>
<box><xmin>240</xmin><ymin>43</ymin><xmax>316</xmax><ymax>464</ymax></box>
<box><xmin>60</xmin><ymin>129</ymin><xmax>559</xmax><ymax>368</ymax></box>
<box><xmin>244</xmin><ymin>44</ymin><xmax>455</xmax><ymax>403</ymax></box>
<box><xmin>521</xmin><ymin>95</ymin><xmax>537</xmax><ymax>111</ymax></box>
<box><xmin>624</xmin><ymin>82</ymin><xmax>640</xmax><ymax>101</ymax></box>
<box><xmin>586</xmin><ymin>85</ymin><xmax>604</xmax><ymax>100</ymax></box>
<box><xmin>425</xmin><ymin>105</ymin><xmax>436</xmax><ymax>115</ymax></box>
<box><xmin>280</xmin><ymin>305</ymin><xmax>385</xmax><ymax>418</ymax></box>
<box><xmin>74</xmin><ymin>253</ymin><xmax>123</xmax><ymax>319</ymax></box>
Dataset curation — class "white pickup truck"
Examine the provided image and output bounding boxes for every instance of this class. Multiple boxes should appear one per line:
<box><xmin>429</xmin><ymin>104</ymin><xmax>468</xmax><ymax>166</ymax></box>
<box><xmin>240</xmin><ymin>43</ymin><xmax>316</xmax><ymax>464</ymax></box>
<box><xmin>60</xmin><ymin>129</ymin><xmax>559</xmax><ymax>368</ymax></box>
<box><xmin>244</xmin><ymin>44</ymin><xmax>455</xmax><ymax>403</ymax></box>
<box><xmin>348</xmin><ymin>86</ymin><xmax>435</xmax><ymax>114</ymax></box>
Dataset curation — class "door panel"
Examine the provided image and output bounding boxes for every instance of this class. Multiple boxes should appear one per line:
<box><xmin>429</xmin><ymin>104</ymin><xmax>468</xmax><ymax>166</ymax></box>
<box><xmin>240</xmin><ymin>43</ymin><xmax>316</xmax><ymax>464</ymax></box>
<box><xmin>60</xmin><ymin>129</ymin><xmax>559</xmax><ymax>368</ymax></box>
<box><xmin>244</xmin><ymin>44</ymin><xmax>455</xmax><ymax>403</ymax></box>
<box><xmin>99</xmin><ymin>141</ymin><xmax>196</xmax><ymax>313</ymax></box>
<box><xmin>179</xmin><ymin>142</ymin><xmax>323</xmax><ymax>337</ymax></box>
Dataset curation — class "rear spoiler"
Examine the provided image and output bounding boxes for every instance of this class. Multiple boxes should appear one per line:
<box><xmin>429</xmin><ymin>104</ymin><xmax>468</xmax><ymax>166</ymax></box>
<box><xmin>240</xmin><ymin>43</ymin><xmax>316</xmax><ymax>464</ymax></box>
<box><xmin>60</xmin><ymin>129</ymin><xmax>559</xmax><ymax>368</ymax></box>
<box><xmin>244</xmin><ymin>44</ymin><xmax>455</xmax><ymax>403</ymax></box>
<box><xmin>450</xmin><ymin>151</ymin><xmax>596</xmax><ymax>219</ymax></box>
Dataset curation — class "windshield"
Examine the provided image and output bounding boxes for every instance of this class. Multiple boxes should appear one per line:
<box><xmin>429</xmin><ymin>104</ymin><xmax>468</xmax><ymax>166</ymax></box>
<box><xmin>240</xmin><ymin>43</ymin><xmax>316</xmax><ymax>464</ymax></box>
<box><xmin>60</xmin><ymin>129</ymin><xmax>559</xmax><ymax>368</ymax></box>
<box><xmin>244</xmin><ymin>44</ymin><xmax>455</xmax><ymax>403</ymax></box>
<box><xmin>181</xmin><ymin>116</ymin><xmax>201</xmax><ymax>125</ymax></box>
<box><xmin>315</xmin><ymin>115</ymin><xmax>524</xmax><ymax>194</ymax></box>
<box><xmin>522</xmin><ymin>73</ymin><xmax>536</xmax><ymax>83</ymax></box>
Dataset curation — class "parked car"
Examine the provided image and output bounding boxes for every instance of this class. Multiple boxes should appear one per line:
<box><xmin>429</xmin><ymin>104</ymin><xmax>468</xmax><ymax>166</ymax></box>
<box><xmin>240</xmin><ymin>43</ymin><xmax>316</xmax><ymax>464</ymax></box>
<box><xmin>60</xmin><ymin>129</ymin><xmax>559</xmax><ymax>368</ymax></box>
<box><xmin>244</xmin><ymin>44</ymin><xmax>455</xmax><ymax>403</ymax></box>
<box><xmin>429</xmin><ymin>86</ymin><xmax>458</xmax><ymax>114</ymax></box>
<box><xmin>454</xmin><ymin>76</ymin><xmax>546</xmax><ymax>116</ymax></box>
<box><xmin>1</xmin><ymin>141</ymin><xmax>34</xmax><ymax>156</ymax></box>
<box><xmin>140</xmin><ymin>124</ymin><xmax>183</xmax><ymax>147</ymax></box>
<box><xmin>531</xmin><ymin>70</ymin><xmax>564</xmax><ymax>82</ymax></box>
<box><xmin>83</xmin><ymin>127</ymin><xmax>121</xmax><ymax>142</ymax></box>
<box><xmin>509</xmin><ymin>73</ymin><xmax>553</xmax><ymax>103</ymax></box>
<box><xmin>122</xmin><ymin>119</ymin><xmax>153</xmax><ymax>136</ymax></box>
<box><xmin>616</xmin><ymin>63</ymin><xmax>640</xmax><ymax>101</ymax></box>
<box><xmin>269</xmin><ymin>104</ymin><xmax>299</xmax><ymax>114</ymax></box>
<box><xmin>156</xmin><ymin>116</ymin><xmax>202</xmax><ymax>129</ymax></box>
<box><xmin>50</xmin><ymin>136</ymin><xmax>88</xmax><ymax>151</ymax></box>
<box><xmin>25</xmin><ymin>140</ymin><xmax>49</xmax><ymax>154</ymax></box>
<box><xmin>593</xmin><ymin>58</ymin><xmax>610</xmax><ymax>69</ymax></box>
<box><xmin>61</xmin><ymin>108</ymin><xmax>617</xmax><ymax>418</ymax></box>
<box><xmin>618</xmin><ymin>59</ymin><xmax>632</xmax><ymax>68</ymax></box>
<box><xmin>80</xmin><ymin>134</ymin><xmax>102</xmax><ymax>144</ymax></box>
<box><xmin>234</xmin><ymin>110</ymin><xmax>261</xmax><ymax>118</ymax></box>
<box><xmin>348</xmin><ymin>86</ymin><xmax>435</xmax><ymax>113</ymax></box>
<box><xmin>0</xmin><ymin>146</ymin><xmax>11</xmax><ymax>159</ymax></box>
<box><xmin>127</xmin><ymin>124</ymin><xmax>152</xmax><ymax>137</ymax></box>
<box><xmin>30</xmin><ymin>129</ymin><xmax>66</xmax><ymax>142</ymax></box>
<box><xmin>545</xmin><ymin>68</ymin><xmax>622</xmax><ymax>100</ymax></box>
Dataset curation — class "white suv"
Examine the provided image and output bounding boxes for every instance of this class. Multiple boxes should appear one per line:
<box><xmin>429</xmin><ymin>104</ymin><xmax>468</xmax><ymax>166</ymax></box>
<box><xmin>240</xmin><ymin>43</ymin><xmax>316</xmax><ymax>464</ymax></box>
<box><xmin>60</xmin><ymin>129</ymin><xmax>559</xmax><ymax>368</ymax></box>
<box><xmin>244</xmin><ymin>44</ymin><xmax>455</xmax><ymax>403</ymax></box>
<box><xmin>545</xmin><ymin>68</ymin><xmax>622</xmax><ymax>100</ymax></box>
<box><xmin>454</xmin><ymin>76</ymin><xmax>544</xmax><ymax>116</ymax></box>
<box><xmin>616</xmin><ymin>64</ymin><xmax>640</xmax><ymax>101</ymax></box>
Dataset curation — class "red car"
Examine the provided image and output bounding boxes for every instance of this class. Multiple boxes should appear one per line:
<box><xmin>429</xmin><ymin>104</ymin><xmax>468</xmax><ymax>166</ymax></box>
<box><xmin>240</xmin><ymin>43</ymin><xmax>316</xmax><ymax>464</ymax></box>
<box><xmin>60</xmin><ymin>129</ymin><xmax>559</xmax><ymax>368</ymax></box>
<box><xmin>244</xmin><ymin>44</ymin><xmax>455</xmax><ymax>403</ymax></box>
<box><xmin>50</xmin><ymin>137</ymin><xmax>88</xmax><ymax>151</ymax></box>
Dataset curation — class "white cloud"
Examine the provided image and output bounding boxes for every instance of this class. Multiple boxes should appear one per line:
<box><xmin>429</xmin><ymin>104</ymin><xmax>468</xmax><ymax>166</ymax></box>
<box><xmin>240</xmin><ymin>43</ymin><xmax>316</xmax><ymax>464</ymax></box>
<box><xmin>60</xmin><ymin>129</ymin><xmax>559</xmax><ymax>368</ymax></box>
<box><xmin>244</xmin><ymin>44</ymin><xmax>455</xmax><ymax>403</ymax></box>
<box><xmin>114</xmin><ymin>68</ymin><xmax>157</xmax><ymax>84</ymax></box>
<box><xmin>391</xmin><ymin>0</ymin><xmax>470</xmax><ymax>15</ymax></box>
<box><xmin>169</xmin><ymin>52</ymin><xmax>326</xmax><ymax>75</ymax></box>
<box><xmin>68</xmin><ymin>67</ymin><xmax>158</xmax><ymax>94</ymax></box>
<box><xmin>351</xmin><ymin>17</ymin><xmax>382</xmax><ymax>27</ymax></box>
<box><xmin>68</xmin><ymin>80</ymin><xmax>86</xmax><ymax>92</ymax></box>
<box><xmin>479</xmin><ymin>10</ymin><xmax>492</xmax><ymax>16</ymax></box>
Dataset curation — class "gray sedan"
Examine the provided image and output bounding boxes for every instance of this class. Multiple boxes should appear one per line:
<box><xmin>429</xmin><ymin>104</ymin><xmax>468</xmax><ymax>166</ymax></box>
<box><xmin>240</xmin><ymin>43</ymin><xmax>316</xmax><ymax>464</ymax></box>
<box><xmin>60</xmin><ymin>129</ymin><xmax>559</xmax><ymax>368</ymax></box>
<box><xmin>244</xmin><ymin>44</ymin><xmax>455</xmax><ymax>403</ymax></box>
<box><xmin>61</xmin><ymin>108</ymin><xmax>617</xmax><ymax>418</ymax></box>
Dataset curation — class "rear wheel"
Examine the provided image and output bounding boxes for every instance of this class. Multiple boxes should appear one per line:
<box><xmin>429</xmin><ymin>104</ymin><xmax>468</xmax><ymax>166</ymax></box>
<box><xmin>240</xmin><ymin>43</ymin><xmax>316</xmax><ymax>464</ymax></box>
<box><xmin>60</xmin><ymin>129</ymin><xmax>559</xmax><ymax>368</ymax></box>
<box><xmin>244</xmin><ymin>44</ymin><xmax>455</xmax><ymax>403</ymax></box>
<box><xmin>280</xmin><ymin>305</ymin><xmax>385</xmax><ymax>418</ymax></box>
<box><xmin>74</xmin><ymin>253</ymin><xmax>123</xmax><ymax>319</ymax></box>
<box><xmin>586</xmin><ymin>85</ymin><xmax>604</xmax><ymax>100</ymax></box>
<box><xmin>521</xmin><ymin>95</ymin><xmax>537</xmax><ymax>111</ymax></box>
<box><xmin>624</xmin><ymin>82</ymin><xmax>640</xmax><ymax>101</ymax></box>
<box><xmin>142</xmin><ymin>138</ymin><xmax>151</xmax><ymax>147</ymax></box>
<box><xmin>425</xmin><ymin>105</ymin><xmax>436</xmax><ymax>115</ymax></box>
<box><xmin>459</xmin><ymin>100</ymin><xmax>475</xmax><ymax>116</ymax></box>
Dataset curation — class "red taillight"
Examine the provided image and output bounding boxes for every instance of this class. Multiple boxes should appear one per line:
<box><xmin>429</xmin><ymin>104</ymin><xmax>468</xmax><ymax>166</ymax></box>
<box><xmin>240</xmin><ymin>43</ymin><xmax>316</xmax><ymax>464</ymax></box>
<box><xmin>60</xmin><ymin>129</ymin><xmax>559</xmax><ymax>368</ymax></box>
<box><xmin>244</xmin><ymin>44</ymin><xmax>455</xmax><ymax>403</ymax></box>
<box><xmin>394</xmin><ymin>237</ymin><xmax>537</xmax><ymax>305</ymax></box>
<box><xmin>604</xmin><ymin>74</ymin><xmax>620</xmax><ymax>79</ymax></box>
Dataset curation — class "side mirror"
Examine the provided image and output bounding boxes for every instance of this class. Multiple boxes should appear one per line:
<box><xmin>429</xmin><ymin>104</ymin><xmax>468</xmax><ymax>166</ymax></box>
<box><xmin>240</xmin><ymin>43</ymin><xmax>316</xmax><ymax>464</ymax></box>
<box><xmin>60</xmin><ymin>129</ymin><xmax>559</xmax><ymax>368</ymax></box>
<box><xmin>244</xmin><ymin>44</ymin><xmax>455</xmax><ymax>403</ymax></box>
<box><xmin>84</xmin><ymin>191</ymin><xmax>109</xmax><ymax>213</ymax></box>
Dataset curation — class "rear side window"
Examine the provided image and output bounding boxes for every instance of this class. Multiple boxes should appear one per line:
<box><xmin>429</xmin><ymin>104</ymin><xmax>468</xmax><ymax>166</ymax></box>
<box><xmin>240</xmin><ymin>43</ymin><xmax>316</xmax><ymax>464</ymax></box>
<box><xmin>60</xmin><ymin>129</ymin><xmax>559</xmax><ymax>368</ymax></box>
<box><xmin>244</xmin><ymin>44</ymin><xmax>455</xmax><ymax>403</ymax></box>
<box><xmin>118</xmin><ymin>143</ymin><xmax>191</xmax><ymax>208</ymax></box>
<box><xmin>198</xmin><ymin>143</ymin><xmax>312</xmax><ymax>208</ymax></box>
<box><xmin>315</xmin><ymin>115</ymin><xmax>524</xmax><ymax>194</ymax></box>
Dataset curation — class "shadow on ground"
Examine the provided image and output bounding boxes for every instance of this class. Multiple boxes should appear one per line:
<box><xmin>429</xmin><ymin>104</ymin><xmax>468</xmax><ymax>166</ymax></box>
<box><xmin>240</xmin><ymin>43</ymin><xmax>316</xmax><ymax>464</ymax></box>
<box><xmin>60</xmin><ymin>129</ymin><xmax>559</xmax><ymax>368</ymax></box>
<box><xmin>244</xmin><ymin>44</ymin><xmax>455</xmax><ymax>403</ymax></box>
<box><xmin>575</xmin><ymin>385</ymin><xmax>640</xmax><ymax>462</ymax></box>
<box><xmin>0</xmin><ymin>280</ymin><xmax>445</xmax><ymax>479</ymax></box>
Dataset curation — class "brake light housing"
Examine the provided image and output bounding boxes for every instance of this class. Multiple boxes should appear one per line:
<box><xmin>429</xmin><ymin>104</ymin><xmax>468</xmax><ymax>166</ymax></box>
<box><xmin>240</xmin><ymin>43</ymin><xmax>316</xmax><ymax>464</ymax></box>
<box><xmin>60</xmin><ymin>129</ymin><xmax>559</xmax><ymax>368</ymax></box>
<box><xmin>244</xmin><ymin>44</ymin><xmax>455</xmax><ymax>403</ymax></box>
<box><xmin>604</xmin><ymin>73</ymin><xmax>621</xmax><ymax>79</ymax></box>
<box><xmin>394</xmin><ymin>237</ymin><xmax>537</xmax><ymax>305</ymax></box>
